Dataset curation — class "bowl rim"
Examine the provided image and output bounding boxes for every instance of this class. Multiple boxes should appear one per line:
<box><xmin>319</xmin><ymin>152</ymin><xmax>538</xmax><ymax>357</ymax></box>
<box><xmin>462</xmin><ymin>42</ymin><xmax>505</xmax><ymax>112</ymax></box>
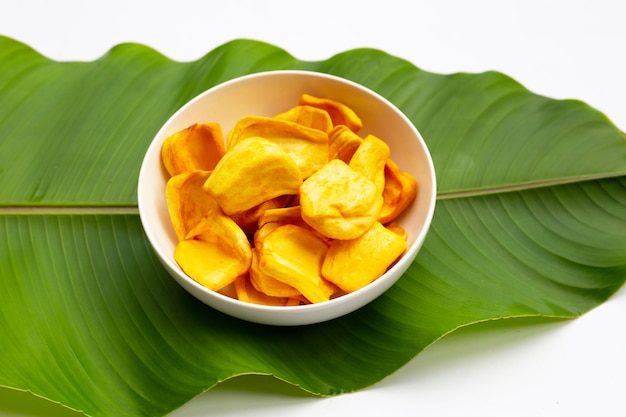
<box><xmin>137</xmin><ymin>69</ymin><xmax>437</xmax><ymax>324</ymax></box>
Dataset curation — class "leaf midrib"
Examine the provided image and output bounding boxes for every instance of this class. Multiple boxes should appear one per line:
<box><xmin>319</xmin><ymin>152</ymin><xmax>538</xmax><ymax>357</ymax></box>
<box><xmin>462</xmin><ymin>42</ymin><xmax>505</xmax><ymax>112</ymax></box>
<box><xmin>438</xmin><ymin>170</ymin><xmax>626</xmax><ymax>199</ymax></box>
<box><xmin>2</xmin><ymin>170</ymin><xmax>624</xmax><ymax>214</ymax></box>
<box><xmin>0</xmin><ymin>206</ymin><xmax>139</xmax><ymax>214</ymax></box>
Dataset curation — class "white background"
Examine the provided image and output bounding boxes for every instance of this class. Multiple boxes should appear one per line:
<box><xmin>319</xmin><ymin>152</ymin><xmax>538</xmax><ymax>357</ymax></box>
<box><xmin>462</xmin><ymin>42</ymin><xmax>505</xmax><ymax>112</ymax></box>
<box><xmin>1</xmin><ymin>1</ymin><xmax>625</xmax><ymax>416</ymax></box>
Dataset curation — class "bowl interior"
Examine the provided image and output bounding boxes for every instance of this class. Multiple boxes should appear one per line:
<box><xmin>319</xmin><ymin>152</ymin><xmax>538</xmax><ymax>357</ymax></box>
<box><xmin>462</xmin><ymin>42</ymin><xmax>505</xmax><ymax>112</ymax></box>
<box><xmin>138</xmin><ymin>70</ymin><xmax>436</xmax><ymax>326</ymax></box>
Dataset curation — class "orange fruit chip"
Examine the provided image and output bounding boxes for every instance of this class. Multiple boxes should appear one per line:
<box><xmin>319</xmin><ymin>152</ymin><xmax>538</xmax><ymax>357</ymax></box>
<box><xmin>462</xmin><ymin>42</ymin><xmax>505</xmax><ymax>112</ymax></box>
<box><xmin>226</xmin><ymin>115</ymin><xmax>328</xmax><ymax>178</ymax></box>
<box><xmin>249</xmin><ymin>250</ymin><xmax>302</xmax><ymax>299</ymax></box>
<box><xmin>273</xmin><ymin>105</ymin><xmax>334</xmax><ymax>133</ymax></box>
<box><xmin>322</xmin><ymin>222</ymin><xmax>407</xmax><ymax>293</ymax></box>
<box><xmin>165</xmin><ymin>170</ymin><xmax>216</xmax><ymax>241</ymax></box>
<box><xmin>161</xmin><ymin>122</ymin><xmax>225</xmax><ymax>177</ymax></box>
<box><xmin>203</xmin><ymin>137</ymin><xmax>302</xmax><ymax>215</ymax></box>
<box><xmin>298</xmin><ymin>93</ymin><xmax>363</xmax><ymax>133</ymax></box>
<box><xmin>300</xmin><ymin>159</ymin><xmax>383</xmax><ymax>240</ymax></box>
<box><xmin>257</xmin><ymin>224</ymin><xmax>338</xmax><ymax>303</ymax></box>
<box><xmin>384</xmin><ymin>221</ymin><xmax>408</xmax><ymax>241</ymax></box>
<box><xmin>349</xmin><ymin>134</ymin><xmax>390</xmax><ymax>193</ymax></box>
<box><xmin>230</xmin><ymin>195</ymin><xmax>293</xmax><ymax>236</ymax></box>
<box><xmin>378</xmin><ymin>159</ymin><xmax>418</xmax><ymax>224</ymax></box>
<box><xmin>174</xmin><ymin>206</ymin><xmax>252</xmax><ymax>291</ymax></box>
<box><xmin>257</xmin><ymin>205</ymin><xmax>304</xmax><ymax>229</ymax></box>
<box><xmin>234</xmin><ymin>275</ymin><xmax>300</xmax><ymax>307</ymax></box>
<box><xmin>328</xmin><ymin>125</ymin><xmax>363</xmax><ymax>163</ymax></box>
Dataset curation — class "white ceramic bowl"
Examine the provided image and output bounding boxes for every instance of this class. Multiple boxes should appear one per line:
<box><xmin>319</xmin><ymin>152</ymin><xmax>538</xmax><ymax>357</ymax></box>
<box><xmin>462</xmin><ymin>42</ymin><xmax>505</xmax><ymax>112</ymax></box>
<box><xmin>138</xmin><ymin>70</ymin><xmax>436</xmax><ymax>326</ymax></box>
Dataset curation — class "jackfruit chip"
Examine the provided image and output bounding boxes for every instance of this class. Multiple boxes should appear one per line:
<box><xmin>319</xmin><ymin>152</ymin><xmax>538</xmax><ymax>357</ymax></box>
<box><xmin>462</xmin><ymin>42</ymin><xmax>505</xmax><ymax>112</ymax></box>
<box><xmin>257</xmin><ymin>205</ymin><xmax>304</xmax><ymax>229</ymax></box>
<box><xmin>203</xmin><ymin>137</ymin><xmax>302</xmax><ymax>215</ymax></box>
<box><xmin>299</xmin><ymin>93</ymin><xmax>363</xmax><ymax>133</ymax></box>
<box><xmin>322</xmin><ymin>222</ymin><xmax>407</xmax><ymax>293</ymax></box>
<box><xmin>235</xmin><ymin>275</ymin><xmax>300</xmax><ymax>307</ymax></box>
<box><xmin>230</xmin><ymin>195</ymin><xmax>293</xmax><ymax>236</ymax></box>
<box><xmin>227</xmin><ymin>115</ymin><xmax>328</xmax><ymax>178</ymax></box>
<box><xmin>274</xmin><ymin>105</ymin><xmax>333</xmax><ymax>133</ymax></box>
<box><xmin>174</xmin><ymin>206</ymin><xmax>252</xmax><ymax>291</ymax></box>
<box><xmin>254</xmin><ymin>206</ymin><xmax>306</xmax><ymax>245</ymax></box>
<box><xmin>249</xmin><ymin>249</ymin><xmax>302</xmax><ymax>299</ymax></box>
<box><xmin>165</xmin><ymin>170</ymin><xmax>216</xmax><ymax>241</ymax></box>
<box><xmin>384</xmin><ymin>221</ymin><xmax>408</xmax><ymax>241</ymax></box>
<box><xmin>328</xmin><ymin>125</ymin><xmax>363</xmax><ymax>163</ymax></box>
<box><xmin>378</xmin><ymin>159</ymin><xmax>418</xmax><ymax>224</ymax></box>
<box><xmin>161</xmin><ymin>123</ymin><xmax>225</xmax><ymax>177</ymax></box>
<box><xmin>349</xmin><ymin>134</ymin><xmax>390</xmax><ymax>193</ymax></box>
<box><xmin>300</xmin><ymin>159</ymin><xmax>383</xmax><ymax>240</ymax></box>
<box><xmin>257</xmin><ymin>224</ymin><xmax>338</xmax><ymax>303</ymax></box>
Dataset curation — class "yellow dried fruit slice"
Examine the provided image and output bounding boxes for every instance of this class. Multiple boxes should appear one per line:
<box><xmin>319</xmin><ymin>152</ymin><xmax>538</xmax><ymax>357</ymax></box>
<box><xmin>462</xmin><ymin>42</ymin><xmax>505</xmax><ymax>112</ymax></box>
<box><xmin>253</xmin><ymin>222</ymin><xmax>280</xmax><ymax>251</ymax></box>
<box><xmin>257</xmin><ymin>205</ymin><xmax>333</xmax><ymax>246</ymax></box>
<box><xmin>174</xmin><ymin>206</ymin><xmax>252</xmax><ymax>291</ymax></box>
<box><xmin>384</xmin><ymin>221</ymin><xmax>408</xmax><ymax>240</ymax></box>
<box><xmin>299</xmin><ymin>93</ymin><xmax>363</xmax><ymax>133</ymax></box>
<box><xmin>257</xmin><ymin>224</ymin><xmax>337</xmax><ymax>303</ymax></box>
<box><xmin>378</xmin><ymin>159</ymin><xmax>418</xmax><ymax>224</ymax></box>
<box><xmin>203</xmin><ymin>137</ymin><xmax>302</xmax><ymax>215</ymax></box>
<box><xmin>234</xmin><ymin>275</ymin><xmax>300</xmax><ymax>307</ymax></box>
<box><xmin>254</xmin><ymin>206</ymin><xmax>307</xmax><ymax>246</ymax></box>
<box><xmin>273</xmin><ymin>105</ymin><xmax>333</xmax><ymax>133</ymax></box>
<box><xmin>227</xmin><ymin>115</ymin><xmax>328</xmax><ymax>178</ymax></box>
<box><xmin>161</xmin><ymin>122</ymin><xmax>226</xmax><ymax>177</ymax></box>
<box><xmin>165</xmin><ymin>170</ymin><xmax>216</xmax><ymax>241</ymax></box>
<box><xmin>328</xmin><ymin>125</ymin><xmax>363</xmax><ymax>163</ymax></box>
<box><xmin>322</xmin><ymin>222</ymin><xmax>407</xmax><ymax>293</ymax></box>
<box><xmin>230</xmin><ymin>195</ymin><xmax>293</xmax><ymax>236</ymax></box>
<box><xmin>249</xmin><ymin>250</ymin><xmax>302</xmax><ymax>299</ymax></box>
<box><xmin>174</xmin><ymin>239</ymin><xmax>250</xmax><ymax>292</ymax></box>
<box><xmin>349</xmin><ymin>134</ymin><xmax>390</xmax><ymax>193</ymax></box>
<box><xmin>257</xmin><ymin>205</ymin><xmax>304</xmax><ymax>229</ymax></box>
<box><xmin>300</xmin><ymin>159</ymin><xmax>383</xmax><ymax>240</ymax></box>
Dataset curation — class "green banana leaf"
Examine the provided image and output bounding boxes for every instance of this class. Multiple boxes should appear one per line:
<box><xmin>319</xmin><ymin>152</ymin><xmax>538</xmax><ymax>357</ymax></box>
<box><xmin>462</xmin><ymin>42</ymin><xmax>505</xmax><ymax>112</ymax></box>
<box><xmin>1</xmin><ymin>36</ymin><xmax>625</xmax><ymax>417</ymax></box>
